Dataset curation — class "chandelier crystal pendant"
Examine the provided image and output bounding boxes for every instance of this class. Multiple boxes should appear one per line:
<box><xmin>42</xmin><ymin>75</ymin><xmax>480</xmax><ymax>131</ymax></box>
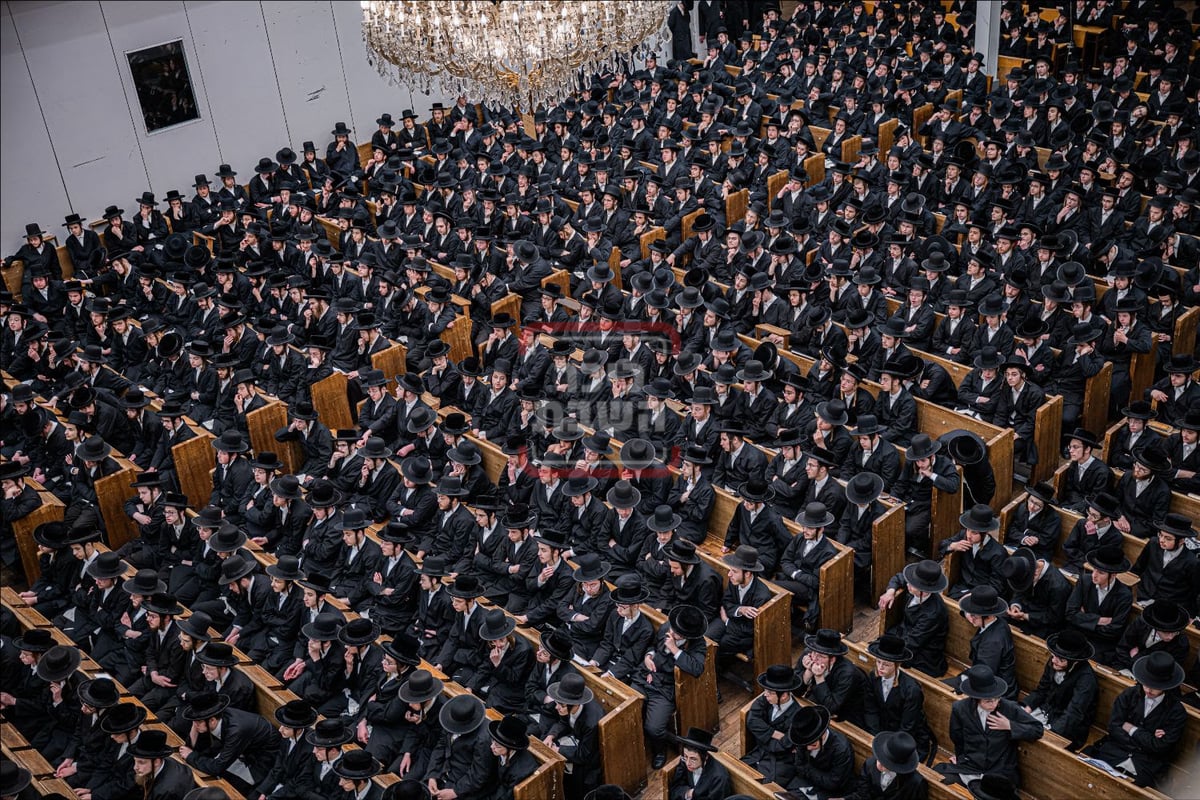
<box><xmin>361</xmin><ymin>1</ymin><xmax>671</xmax><ymax>112</ymax></box>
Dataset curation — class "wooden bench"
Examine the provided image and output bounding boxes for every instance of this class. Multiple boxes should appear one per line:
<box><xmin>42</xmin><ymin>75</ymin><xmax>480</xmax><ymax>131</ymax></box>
<box><xmin>901</xmin><ymin>346</ymin><xmax>1064</xmax><ymax>484</ymax></box>
<box><xmin>512</xmin><ymin>625</ymin><xmax>648</xmax><ymax>795</ymax></box>
<box><xmin>655</xmin><ymin>749</ymin><xmax>785</xmax><ymax>799</ymax></box>
<box><xmin>844</xmin><ymin>638</ymin><xmax>1172</xmax><ymax>800</ymax></box>
<box><xmin>693</xmin><ymin>545</ymin><xmax>792</xmax><ymax>676</ymax></box>
<box><xmin>733</xmin><ymin>696</ymin><xmax>961</xmax><ymax>800</ymax></box>
<box><xmin>708</xmin><ymin>483</ymin><xmax>855</xmax><ymax>636</ymax></box>
<box><xmin>371</xmin><ymin>341</ymin><xmax>408</xmax><ymax>382</ymax></box>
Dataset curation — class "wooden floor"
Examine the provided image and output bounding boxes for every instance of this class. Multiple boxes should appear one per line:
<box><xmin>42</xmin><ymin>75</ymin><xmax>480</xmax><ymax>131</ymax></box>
<box><xmin>635</xmin><ymin>605</ymin><xmax>882</xmax><ymax>800</ymax></box>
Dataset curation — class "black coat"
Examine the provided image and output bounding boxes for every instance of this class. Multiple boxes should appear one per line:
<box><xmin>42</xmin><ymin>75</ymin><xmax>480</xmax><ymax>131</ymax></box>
<box><xmin>863</xmin><ymin>670</ymin><xmax>932</xmax><ymax>757</ymax></box>
<box><xmin>947</xmin><ymin>697</ymin><xmax>1043</xmax><ymax>785</ymax></box>
<box><xmin>1022</xmin><ymin>658</ymin><xmax>1099</xmax><ymax>748</ymax></box>
<box><xmin>185</xmin><ymin>706</ymin><xmax>281</xmax><ymax>786</ymax></box>
<box><xmin>1066</xmin><ymin>574</ymin><xmax>1133</xmax><ymax>665</ymax></box>
<box><xmin>1086</xmin><ymin>685</ymin><xmax>1188</xmax><ymax>791</ymax></box>
<box><xmin>845</xmin><ymin>757</ymin><xmax>929</xmax><ymax>800</ymax></box>
<box><xmin>742</xmin><ymin>694</ymin><xmax>802</xmax><ymax>785</ymax></box>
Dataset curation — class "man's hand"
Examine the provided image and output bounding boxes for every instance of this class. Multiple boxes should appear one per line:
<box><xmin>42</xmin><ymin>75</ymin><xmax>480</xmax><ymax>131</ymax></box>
<box><xmin>986</xmin><ymin>711</ymin><xmax>1012</xmax><ymax>731</ymax></box>
<box><xmin>878</xmin><ymin>588</ymin><xmax>896</xmax><ymax>610</ymax></box>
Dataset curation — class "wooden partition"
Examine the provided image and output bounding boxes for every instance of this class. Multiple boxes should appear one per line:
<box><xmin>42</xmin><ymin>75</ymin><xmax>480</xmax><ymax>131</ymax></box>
<box><xmin>1082</xmin><ymin>360</ymin><xmax>1114</xmax><ymax>439</ymax></box>
<box><xmin>246</xmin><ymin>399</ymin><xmax>289</xmax><ymax>461</ymax></box>
<box><xmin>764</xmin><ymin>172</ymin><xmax>788</xmax><ymax>212</ymax></box>
<box><xmin>9</xmin><ymin>487</ymin><xmax>65</xmax><ymax>582</ymax></box>
<box><xmin>725</xmin><ymin>188</ymin><xmax>749</xmax><ymax>225</ymax></box>
<box><xmin>929</xmin><ymin>464</ymin><xmax>965</xmax><ymax>558</ymax></box>
<box><xmin>491</xmin><ymin>293</ymin><xmax>524</xmax><ymax>341</ymax></box>
<box><xmin>371</xmin><ymin>341</ymin><xmax>408</xmax><ymax>381</ymax></box>
<box><xmin>878</xmin><ymin>118</ymin><xmax>899</xmax><ymax>154</ymax></box>
<box><xmin>311</xmin><ymin>371</ymin><xmax>354</xmax><ymax>430</ymax></box>
<box><xmin>95</xmin><ymin>457</ymin><xmax>140</xmax><ymax>551</ymax></box>
<box><xmin>803</xmin><ymin>152</ymin><xmax>825</xmax><ymax>187</ymax></box>
<box><xmin>872</xmin><ymin>501</ymin><xmax>907</xmax><ymax>600</ymax></box>
<box><xmin>172</xmin><ymin>425</ymin><xmax>217</xmax><ymax>510</ymax></box>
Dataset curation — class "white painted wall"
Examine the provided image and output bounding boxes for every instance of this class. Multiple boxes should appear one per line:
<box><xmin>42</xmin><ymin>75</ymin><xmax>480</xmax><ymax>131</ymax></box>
<box><xmin>0</xmin><ymin>0</ymin><xmax>450</xmax><ymax>253</ymax></box>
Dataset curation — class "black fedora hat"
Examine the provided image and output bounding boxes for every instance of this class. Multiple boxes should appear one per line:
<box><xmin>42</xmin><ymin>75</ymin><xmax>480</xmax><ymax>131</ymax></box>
<box><xmin>548</xmin><ymin>672</ymin><xmax>595</xmax><ymax>706</ymax></box>
<box><xmin>178</xmin><ymin>611</ymin><xmax>215</xmax><ymax>641</ymax></box>
<box><xmin>127</xmin><ymin>729</ymin><xmax>176</xmax><ymax>759</ymax></box>
<box><xmin>338</xmin><ymin>617</ymin><xmax>380</xmax><ymax>647</ymax></box>
<box><xmin>398</xmin><ymin>669</ymin><xmax>445</xmax><ymax>704</ymax></box>
<box><xmin>958</xmin><ymin>664</ymin><xmax>1008</xmax><ymax>699</ymax></box>
<box><xmin>788</xmin><ymin>704</ymin><xmax>831</xmax><ymax>746</ymax></box>
<box><xmin>663</xmin><ymin>538</ymin><xmax>700</xmax><ymax>564</ymax></box>
<box><xmin>902</xmin><ymin>559</ymin><xmax>948</xmax><ymax>594</ymax></box>
<box><xmin>12</xmin><ymin>628</ymin><xmax>52</xmax><ymax>652</ymax></box>
<box><xmin>1132</xmin><ymin>651</ymin><xmax>1185</xmax><ymax>691</ymax></box>
<box><xmin>572</xmin><ymin>552</ymin><xmax>611</xmax><ymax>582</ymax></box>
<box><xmin>1158</xmin><ymin>512</ymin><xmax>1197</xmax><ymax>539</ymax></box>
<box><xmin>1045</xmin><ymin>629</ymin><xmax>1095</xmax><ymax>662</ymax></box>
<box><xmin>538</xmin><ymin>627</ymin><xmax>575</xmax><ymax>661</ymax></box>
<box><xmin>845</xmin><ymin>472</ymin><xmax>884</xmax><ymax>505</ymax></box>
<box><xmin>797</xmin><ymin>502</ymin><xmax>836</xmax><ymax>529</ymax></box>
<box><xmin>489</xmin><ymin>714</ymin><xmax>531</xmax><ymax>751</ymax></box>
<box><xmin>867</xmin><ymin>634</ymin><xmax>913</xmax><ymax>664</ymax></box>
<box><xmin>1142</xmin><ymin>600</ymin><xmax>1190</xmax><ymax>633</ymax></box>
<box><xmin>270</xmin><ymin>475</ymin><xmax>303</xmax><ymax>501</ymax></box>
<box><xmin>77</xmin><ymin>676</ymin><xmax>120</xmax><ymax>709</ymax></box>
<box><xmin>439</xmin><ymin>693</ymin><xmax>487</xmax><ymax>735</ymax></box>
<box><xmin>1063</xmin><ymin>427</ymin><xmax>1100</xmax><ymax>449</ymax></box>
<box><xmin>301</xmin><ymin>611</ymin><xmax>343</xmax><ymax>642</ymax></box>
<box><xmin>1086</xmin><ymin>546</ymin><xmax>1131</xmax><ymax>574</ymax></box>
<box><xmin>1002</xmin><ymin>548</ymin><xmax>1038</xmax><ymax>592</ymax></box>
<box><xmin>195</xmin><ymin>642</ymin><xmax>238</xmax><ymax>668</ymax></box>
<box><xmin>414</xmin><ymin>555</ymin><xmax>448</xmax><ymax>577</ymax></box>
<box><xmin>181</xmin><ymin>690</ymin><xmax>231</xmax><ymax>721</ymax></box>
<box><xmin>121</xmin><ymin>568</ymin><xmax>166</xmax><ymax>596</ymax></box>
<box><xmin>445</xmin><ymin>575</ymin><xmax>484</xmax><ymax>599</ymax></box>
<box><xmin>86</xmin><ymin>551</ymin><xmax>129</xmax><ymax>580</ymax></box>
<box><xmin>907</xmin><ymin>433</ymin><xmax>941</xmax><ymax>460</ymax></box>
<box><xmin>143</xmin><ymin>592</ymin><xmax>184</xmax><ymax>616</ymax></box>
<box><xmin>334</xmin><ymin>749</ymin><xmax>382</xmax><ymax>781</ymax></box>
<box><xmin>35</xmin><ymin>644</ymin><xmax>82</xmax><ymax>682</ymax></box>
<box><xmin>479</xmin><ymin>608</ymin><xmax>517</xmax><ymax>641</ymax></box>
<box><xmin>757</xmin><ymin>663</ymin><xmax>801</xmax><ymax>692</ymax></box>
<box><xmin>99</xmin><ymin>700</ymin><xmax>148</xmax><ymax>733</ymax></box>
<box><xmin>620</xmin><ymin>438</ymin><xmax>657</xmax><ymax>470</ymax></box>
<box><xmin>645</xmin><ymin>504</ymin><xmax>682</xmax><ymax>533</ymax></box>
<box><xmin>721</xmin><ymin>545</ymin><xmax>764</xmax><ymax>573</ymax></box>
<box><xmin>0</xmin><ymin>761</ymin><xmax>32</xmax><ymax>796</ymax></box>
<box><xmin>1025</xmin><ymin>481</ymin><xmax>1056</xmax><ymax>506</ymax></box>
<box><xmin>305</xmin><ymin>718</ymin><xmax>353</xmax><ymax>747</ymax></box>
<box><xmin>804</xmin><ymin>628</ymin><xmax>848</xmax><ymax>656</ymax></box>
<box><xmin>381</xmin><ymin>633</ymin><xmax>421</xmax><ymax>666</ymax></box>
<box><xmin>959</xmin><ymin>585</ymin><xmax>1009</xmax><ymax>617</ymax></box>
<box><xmin>873</xmin><ymin>730</ymin><xmax>920</xmax><ymax>774</ymax></box>
<box><xmin>274</xmin><ymin>698</ymin><xmax>318</xmax><ymax>729</ymax></box>
<box><xmin>967</xmin><ymin>774</ymin><xmax>1020</xmax><ymax>800</ymax></box>
<box><xmin>611</xmin><ymin>574</ymin><xmax>650</xmax><ymax>606</ymax></box>
<box><xmin>383</xmin><ymin>780</ymin><xmax>434</xmax><ymax>800</ymax></box>
<box><xmin>959</xmin><ymin>504</ymin><xmax>1000</xmax><ymax>533</ymax></box>
<box><xmin>675</xmin><ymin>726</ymin><xmax>717</xmax><ymax>753</ymax></box>
<box><xmin>737</xmin><ymin>478</ymin><xmax>775</xmax><ymax>504</ymax></box>
<box><xmin>669</xmin><ymin>604</ymin><xmax>708</xmax><ymax>640</ymax></box>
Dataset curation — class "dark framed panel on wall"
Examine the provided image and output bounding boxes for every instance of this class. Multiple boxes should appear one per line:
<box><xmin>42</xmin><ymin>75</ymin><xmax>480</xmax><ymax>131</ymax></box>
<box><xmin>126</xmin><ymin>39</ymin><xmax>201</xmax><ymax>133</ymax></box>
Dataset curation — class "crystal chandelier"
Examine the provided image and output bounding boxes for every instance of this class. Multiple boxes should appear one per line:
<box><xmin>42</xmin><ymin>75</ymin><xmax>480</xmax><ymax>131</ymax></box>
<box><xmin>361</xmin><ymin>1</ymin><xmax>671</xmax><ymax>112</ymax></box>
